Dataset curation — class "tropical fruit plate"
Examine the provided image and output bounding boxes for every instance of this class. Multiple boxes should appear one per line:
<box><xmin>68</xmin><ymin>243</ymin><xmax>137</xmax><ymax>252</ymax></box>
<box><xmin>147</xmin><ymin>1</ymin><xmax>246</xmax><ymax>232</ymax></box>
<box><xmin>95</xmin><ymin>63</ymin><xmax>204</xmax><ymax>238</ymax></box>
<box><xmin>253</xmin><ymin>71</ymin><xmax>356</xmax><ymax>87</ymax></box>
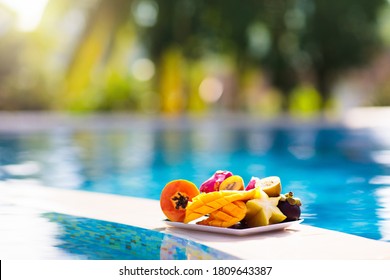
<box><xmin>164</xmin><ymin>218</ymin><xmax>304</xmax><ymax>236</ymax></box>
<box><xmin>160</xmin><ymin>170</ymin><xmax>304</xmax><ymax>235</ymax></box>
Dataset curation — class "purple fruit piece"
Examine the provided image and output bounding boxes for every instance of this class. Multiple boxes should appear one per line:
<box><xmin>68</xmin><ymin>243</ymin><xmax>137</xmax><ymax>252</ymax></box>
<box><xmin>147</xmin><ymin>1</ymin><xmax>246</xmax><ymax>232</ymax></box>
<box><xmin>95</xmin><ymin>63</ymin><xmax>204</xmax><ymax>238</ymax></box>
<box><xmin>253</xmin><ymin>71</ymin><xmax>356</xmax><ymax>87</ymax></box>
<box><xmin>277</xmin><ymin>192</ymin><xmax>302</xmax><ymax>221</ymax></box>
<box><xmin>199</xmin><ymin>170</ymin><xmax>233</xmax><ymax>193</ymax></box>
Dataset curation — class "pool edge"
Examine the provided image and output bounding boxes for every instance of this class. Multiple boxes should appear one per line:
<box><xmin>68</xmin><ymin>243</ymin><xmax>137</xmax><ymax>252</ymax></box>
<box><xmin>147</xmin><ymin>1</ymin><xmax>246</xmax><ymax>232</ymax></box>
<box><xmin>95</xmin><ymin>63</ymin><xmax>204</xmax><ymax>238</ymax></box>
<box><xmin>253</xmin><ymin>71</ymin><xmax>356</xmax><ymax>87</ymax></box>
<box><xmin>1</xmin><ymin>180</ymin><xmax>390</xmax><ymax>260</ymax></box>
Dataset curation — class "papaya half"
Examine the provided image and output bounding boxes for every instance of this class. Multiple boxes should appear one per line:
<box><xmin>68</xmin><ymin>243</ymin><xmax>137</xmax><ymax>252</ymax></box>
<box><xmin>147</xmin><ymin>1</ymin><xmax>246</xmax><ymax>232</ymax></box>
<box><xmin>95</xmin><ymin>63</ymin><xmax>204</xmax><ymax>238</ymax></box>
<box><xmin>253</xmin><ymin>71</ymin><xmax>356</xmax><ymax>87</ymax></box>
<box><xmin>160</xmin><ymin>179</ymin><xmax>200</xmax><ymax>222</ymax></box>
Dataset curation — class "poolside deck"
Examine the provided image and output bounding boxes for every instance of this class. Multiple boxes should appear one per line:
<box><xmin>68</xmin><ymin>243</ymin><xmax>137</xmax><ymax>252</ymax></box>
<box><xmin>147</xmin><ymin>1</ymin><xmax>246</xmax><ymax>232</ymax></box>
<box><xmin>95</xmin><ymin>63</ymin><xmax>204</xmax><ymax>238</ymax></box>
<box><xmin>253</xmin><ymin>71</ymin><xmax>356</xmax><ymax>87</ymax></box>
<box><xmin>1</xmin><ymin>180</ymin><xmax>389</xmax><ymax>260</ymax></box>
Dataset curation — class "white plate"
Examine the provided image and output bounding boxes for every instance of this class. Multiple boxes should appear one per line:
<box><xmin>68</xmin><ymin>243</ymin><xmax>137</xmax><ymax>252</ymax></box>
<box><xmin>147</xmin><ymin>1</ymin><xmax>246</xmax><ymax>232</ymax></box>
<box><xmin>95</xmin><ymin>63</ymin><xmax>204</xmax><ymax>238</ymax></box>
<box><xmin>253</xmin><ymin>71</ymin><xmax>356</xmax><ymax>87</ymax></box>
<box><xmin>164</xmin><ymin>219</ymin><xmax>304</xmax><ymax>236</ymax></box>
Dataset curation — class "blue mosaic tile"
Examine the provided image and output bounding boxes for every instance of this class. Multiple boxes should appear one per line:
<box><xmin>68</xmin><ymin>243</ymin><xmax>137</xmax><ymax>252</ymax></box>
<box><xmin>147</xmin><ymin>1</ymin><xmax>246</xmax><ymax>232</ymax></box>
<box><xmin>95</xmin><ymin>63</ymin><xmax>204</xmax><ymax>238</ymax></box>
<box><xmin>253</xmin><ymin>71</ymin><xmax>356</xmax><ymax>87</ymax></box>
<box><xmin>42</xmin><ymin>212</ymin><xmax>238</xmax><ymax>260</ymax></box>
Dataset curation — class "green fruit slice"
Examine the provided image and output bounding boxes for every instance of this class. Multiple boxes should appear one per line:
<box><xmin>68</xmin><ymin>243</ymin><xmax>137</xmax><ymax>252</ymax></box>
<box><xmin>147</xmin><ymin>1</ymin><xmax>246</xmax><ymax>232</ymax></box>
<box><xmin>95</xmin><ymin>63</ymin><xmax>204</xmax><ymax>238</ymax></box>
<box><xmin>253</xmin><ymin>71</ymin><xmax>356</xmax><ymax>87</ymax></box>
<box><xmin>257</xmin><ymin>176</ymin><xmax>282</xmax><ymax>197</ymax></box>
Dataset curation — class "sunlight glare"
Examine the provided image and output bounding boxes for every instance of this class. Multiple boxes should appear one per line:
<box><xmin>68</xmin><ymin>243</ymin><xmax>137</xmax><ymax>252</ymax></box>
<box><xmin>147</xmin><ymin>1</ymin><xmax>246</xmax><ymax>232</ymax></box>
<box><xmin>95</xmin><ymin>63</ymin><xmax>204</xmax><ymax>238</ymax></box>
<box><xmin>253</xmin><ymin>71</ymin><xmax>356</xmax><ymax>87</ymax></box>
<box><xmin>375</xmin><ymin>187</ymin><xmax>390</xmax><ymax>241</ymax></box>
<box><xmin>0</xmin><ymin>0</ymin><xmax>48</xmax><ymax>32</ymax></box>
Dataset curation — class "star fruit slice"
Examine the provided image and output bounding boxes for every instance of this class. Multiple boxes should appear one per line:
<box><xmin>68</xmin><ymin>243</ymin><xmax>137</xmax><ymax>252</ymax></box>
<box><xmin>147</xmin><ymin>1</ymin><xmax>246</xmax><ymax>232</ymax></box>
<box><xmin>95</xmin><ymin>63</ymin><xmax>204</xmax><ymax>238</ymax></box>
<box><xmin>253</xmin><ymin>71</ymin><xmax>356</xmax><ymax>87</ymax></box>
<box><xmin>243</xmin><ymin>190</ymin><xmax>287</xmax><ymax>227</ymax></box>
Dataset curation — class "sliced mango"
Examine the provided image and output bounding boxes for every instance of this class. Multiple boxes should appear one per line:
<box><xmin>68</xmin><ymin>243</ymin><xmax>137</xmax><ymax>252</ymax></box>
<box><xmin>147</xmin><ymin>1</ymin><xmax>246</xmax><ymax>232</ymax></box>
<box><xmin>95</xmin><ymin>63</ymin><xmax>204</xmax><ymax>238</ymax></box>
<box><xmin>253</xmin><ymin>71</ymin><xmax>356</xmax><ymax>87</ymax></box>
<box><xmin>196</xmin><ymin>200</ymin><xmax>247</xmax><ymax>228</ymax></box>
<box><xmin>184</xmin><ymin>187</ymin><xmax>259</xmax><ymax>224</ymax></box>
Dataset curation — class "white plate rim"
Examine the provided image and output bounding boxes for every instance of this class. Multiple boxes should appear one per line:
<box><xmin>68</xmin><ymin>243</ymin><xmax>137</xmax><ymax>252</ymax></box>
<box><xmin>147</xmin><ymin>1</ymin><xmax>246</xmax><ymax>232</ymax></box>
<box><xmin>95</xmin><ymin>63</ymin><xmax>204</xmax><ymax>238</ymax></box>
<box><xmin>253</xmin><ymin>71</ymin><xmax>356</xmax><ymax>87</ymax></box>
<box><xmin>164</xmin><ymin>219</ymin><xmax>304</xmax><ymax>236</ymax></box>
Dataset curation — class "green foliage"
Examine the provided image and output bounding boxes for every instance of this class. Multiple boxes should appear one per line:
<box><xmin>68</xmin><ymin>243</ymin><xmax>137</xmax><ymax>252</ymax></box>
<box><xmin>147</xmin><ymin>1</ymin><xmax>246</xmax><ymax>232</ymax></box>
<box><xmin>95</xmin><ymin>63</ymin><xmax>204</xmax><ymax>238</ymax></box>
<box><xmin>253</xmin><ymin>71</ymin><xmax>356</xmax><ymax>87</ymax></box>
<box><xmin>0</xmin><ymin>0</ymin><xmax>388</xmax><ymax>112</ymax></box>
<box><xmin>146</xmin><ymin>0</ymin><xmax>386</xmax><ymax>104</ymax></box>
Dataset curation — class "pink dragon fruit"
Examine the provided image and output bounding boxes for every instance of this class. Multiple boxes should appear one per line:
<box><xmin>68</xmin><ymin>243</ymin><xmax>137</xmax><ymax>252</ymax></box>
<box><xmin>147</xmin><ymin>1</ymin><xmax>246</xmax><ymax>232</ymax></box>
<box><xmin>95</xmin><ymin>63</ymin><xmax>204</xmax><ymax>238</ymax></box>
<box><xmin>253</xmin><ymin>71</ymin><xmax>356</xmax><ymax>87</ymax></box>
<box><xmin>199</xmin><ymin>170</ymin><xmax>233</xmax><ymax>193</ymax></box>
<box><xmin>245</xmin><ymin>176</ymin><xmax>260</xmax><ymax>191</ymax></box>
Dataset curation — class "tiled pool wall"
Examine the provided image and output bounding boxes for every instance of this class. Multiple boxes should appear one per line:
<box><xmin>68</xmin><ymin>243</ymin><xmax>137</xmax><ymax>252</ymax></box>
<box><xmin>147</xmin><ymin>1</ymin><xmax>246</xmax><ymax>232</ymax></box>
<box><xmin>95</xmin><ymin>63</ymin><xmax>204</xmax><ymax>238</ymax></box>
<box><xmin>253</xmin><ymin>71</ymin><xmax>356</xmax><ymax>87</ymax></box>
<box><xmin>43</xmin><ymin>212</ymin><xmax>238</xmax><ymax>260</ymax></box>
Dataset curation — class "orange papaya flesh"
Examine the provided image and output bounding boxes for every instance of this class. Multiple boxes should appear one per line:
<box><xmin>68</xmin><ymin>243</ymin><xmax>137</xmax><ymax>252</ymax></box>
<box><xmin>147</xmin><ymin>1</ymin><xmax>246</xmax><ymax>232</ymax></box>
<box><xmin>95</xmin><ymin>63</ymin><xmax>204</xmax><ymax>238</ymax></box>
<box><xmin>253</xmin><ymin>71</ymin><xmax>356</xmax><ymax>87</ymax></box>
<box><xmin>160</xmin><ymin>179</ymin><xmax>200</xmax><ymax>222</ymax></box>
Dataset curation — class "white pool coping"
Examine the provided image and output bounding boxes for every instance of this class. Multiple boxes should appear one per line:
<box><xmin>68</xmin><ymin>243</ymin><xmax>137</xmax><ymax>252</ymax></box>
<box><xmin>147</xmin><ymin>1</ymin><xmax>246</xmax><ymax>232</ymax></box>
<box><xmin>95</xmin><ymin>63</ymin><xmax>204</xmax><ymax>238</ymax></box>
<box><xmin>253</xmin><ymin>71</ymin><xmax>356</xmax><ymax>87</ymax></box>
<box><xmin>1</xmin><ymin>107</ymin><xmax>390</xmax><ymax>132</ymax></box>
<box><xmin>1</xmin><ymin>180</ymin><xmax>390</xmax><ymax>260</ymax></box>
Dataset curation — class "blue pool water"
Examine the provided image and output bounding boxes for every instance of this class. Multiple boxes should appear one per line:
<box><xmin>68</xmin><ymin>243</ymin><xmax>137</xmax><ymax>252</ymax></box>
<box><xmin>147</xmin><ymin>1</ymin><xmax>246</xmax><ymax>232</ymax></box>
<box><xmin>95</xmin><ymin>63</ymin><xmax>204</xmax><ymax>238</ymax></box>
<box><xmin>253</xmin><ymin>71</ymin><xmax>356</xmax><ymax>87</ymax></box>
<box><xmin>1</xmin><ymin>119</ymin><xmax>390</xmax><ymax>242</ymax></box>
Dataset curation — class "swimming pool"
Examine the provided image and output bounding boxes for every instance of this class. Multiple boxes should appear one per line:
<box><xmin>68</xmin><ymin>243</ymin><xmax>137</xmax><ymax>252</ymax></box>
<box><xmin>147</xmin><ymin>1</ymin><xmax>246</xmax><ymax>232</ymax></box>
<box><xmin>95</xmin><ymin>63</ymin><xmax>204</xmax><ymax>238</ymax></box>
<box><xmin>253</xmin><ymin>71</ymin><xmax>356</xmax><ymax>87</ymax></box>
<box><xmin>1</xmin><ymin>115</ymin><xmax>389</xmax><ymax>242</ymax></box>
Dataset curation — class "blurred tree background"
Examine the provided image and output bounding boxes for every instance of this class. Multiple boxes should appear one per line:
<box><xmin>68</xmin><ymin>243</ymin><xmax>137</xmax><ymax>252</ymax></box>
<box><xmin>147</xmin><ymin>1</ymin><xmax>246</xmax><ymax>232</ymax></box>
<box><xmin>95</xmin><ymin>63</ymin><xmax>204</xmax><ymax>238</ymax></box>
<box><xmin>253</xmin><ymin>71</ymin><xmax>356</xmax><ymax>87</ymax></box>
<box><xmin>1</xmin><ymin>0</ymin><xmax>390</xmax><ymax>117</ymax></box>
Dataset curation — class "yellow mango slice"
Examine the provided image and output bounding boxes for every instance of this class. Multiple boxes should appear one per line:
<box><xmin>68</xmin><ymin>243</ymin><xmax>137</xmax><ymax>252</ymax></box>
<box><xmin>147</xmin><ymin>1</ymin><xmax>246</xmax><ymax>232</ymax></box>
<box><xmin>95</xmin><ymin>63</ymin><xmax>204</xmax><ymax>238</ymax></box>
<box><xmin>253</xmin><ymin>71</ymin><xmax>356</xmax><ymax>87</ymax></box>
<box><xmin>184</xmin><ymin>187</ymin><xmax>259</xmax><ymax>224</ymax></box>
<box><xmin>197</xmin><ymin>200</ymin><xmax>247</xmax><ymax>228</ymax></box>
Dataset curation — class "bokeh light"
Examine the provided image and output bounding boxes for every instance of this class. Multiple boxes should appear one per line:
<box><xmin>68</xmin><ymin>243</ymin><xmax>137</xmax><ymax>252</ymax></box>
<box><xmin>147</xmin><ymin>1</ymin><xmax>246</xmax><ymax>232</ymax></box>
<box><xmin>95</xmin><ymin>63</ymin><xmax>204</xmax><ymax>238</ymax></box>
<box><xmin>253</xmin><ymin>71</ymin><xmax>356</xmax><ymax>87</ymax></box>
<box><xmin>198</xmin><ymin>77</ymin><xmax>224</xmax><ymax>104</ymax></box>
<box><xmin>131</xmin><ymin>58</ymin><xmax>155</xmax><ymax>81</ymax></box>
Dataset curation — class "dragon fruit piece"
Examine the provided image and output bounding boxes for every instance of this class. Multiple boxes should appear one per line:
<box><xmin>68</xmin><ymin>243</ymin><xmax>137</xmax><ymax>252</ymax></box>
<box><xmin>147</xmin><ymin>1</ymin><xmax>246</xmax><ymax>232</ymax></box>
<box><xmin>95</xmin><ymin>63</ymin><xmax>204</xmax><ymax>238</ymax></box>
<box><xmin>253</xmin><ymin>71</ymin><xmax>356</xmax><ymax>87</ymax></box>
<box><xmin>199</xmin><ymin>170</ymin><xmax>233</xmax><ymax>193</ymax></box>
<box><xmin>245</xmin><ymin>176</ymin><xmax>260</xmax><ymax>191</ymax></box>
